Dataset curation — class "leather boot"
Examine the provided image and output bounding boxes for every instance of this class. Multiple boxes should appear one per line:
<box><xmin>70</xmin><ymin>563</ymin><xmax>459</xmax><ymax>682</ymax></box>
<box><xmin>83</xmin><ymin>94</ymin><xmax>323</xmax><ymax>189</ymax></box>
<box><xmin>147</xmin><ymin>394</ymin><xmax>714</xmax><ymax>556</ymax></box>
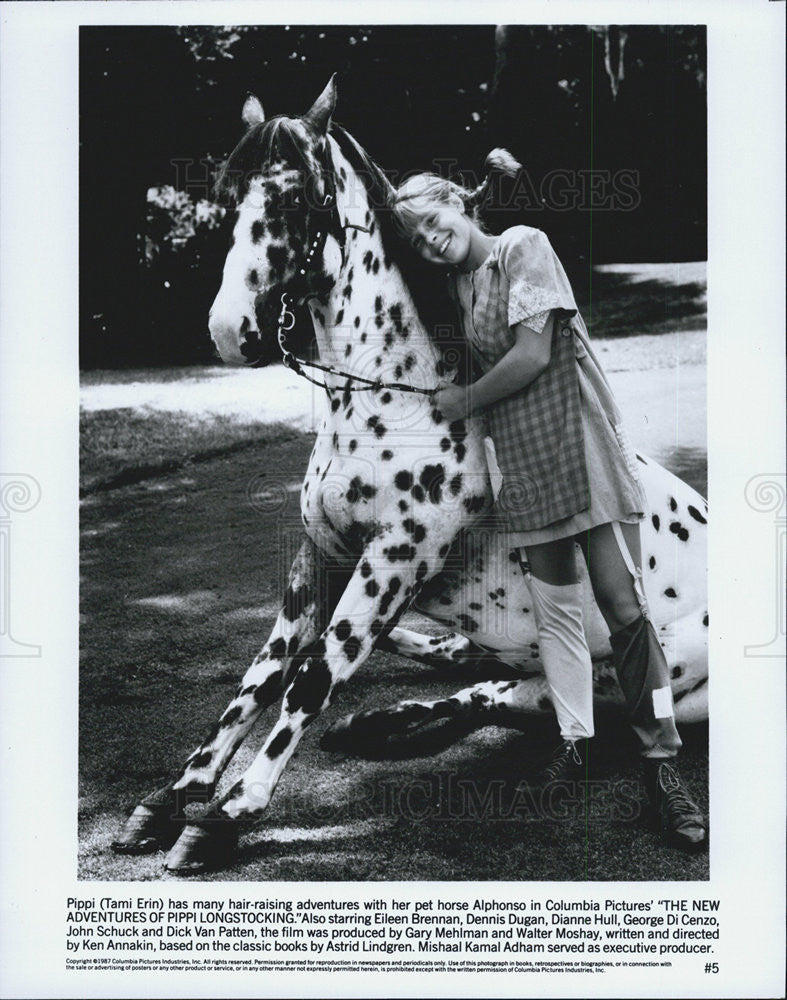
<box><xmin>644</xmin><ymin>759</ymin><xmax>707</xmax><ymax>850</ymax></box>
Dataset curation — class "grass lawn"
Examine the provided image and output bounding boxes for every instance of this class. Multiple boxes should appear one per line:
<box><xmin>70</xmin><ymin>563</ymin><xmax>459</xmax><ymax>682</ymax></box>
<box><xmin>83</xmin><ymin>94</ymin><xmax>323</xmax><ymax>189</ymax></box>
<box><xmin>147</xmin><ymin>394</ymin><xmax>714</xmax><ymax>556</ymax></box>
<box><xmin>81</xmin><ymin>408</ymin><xmax>302</xmax><ymax>494</ymax></box>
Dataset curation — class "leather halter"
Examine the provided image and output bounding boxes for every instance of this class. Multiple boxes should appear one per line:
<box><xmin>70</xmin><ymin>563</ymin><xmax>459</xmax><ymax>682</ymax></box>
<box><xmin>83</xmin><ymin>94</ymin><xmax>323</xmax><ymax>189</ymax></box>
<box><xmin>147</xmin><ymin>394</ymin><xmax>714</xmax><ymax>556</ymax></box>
<box><xmin>274</xmin><ymin>184</ymin><xmax>437</xmax><ymax>396</ymax></box>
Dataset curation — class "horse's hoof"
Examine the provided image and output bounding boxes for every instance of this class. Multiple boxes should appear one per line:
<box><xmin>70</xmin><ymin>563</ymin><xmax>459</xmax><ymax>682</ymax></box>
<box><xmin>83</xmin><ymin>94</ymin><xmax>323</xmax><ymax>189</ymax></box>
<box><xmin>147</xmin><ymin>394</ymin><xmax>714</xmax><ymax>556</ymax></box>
<box><xmin>111</xmin><ymin>803</ymin><xmax>179</xmax><ymax>854</ymax></box>
<box><xmin>164</xmin><ymin>821</ymin><xmax>239</xmax><ymax>875</ymax></box>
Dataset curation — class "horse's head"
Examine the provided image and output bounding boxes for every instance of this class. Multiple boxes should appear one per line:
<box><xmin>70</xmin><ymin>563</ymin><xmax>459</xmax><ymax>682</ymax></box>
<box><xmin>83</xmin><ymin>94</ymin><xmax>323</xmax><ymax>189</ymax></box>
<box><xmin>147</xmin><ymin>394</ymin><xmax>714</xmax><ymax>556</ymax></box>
<box><xmin>209</xmin><ymin>76</ymin><xmax>345</xmax><ymax>366</ymax></box>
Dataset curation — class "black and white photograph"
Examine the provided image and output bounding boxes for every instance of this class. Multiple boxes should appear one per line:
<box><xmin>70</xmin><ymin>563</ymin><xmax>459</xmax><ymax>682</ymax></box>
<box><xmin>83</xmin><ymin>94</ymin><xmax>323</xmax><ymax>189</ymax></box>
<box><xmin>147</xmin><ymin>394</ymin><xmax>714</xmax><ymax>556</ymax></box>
<box><xmin>79</xmin><ymin>23</ymin><xmax>711</xmax><ymax>882</ymax></box>
<box><xmin>0</xmin><ymin>3</ymin><xmax>784</xmax><ymax>998</ymax></box>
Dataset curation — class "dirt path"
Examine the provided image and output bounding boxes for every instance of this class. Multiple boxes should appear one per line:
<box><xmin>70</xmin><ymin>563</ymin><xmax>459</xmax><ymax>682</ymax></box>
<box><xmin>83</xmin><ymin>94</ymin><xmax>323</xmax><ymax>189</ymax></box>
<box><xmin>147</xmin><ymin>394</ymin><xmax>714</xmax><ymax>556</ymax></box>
<box><xmin>80</xmin><ymin>437</ymin><xmax>708</xmax><ymax>883</ymax></box>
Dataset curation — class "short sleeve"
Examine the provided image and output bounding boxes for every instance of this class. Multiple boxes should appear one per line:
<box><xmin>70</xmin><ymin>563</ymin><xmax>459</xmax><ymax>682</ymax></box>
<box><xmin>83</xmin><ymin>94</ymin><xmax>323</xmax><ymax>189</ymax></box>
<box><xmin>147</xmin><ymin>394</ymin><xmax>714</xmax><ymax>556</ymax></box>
<box><xmin>496</xmin><ymin>227</ymin><xmax>578</xmax><ymax>331</ymax></box>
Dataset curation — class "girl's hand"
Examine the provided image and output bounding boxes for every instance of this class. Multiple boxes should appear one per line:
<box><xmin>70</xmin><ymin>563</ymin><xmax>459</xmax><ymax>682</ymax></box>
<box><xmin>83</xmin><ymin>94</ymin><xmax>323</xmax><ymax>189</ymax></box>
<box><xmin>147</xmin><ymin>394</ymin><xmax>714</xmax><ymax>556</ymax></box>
<box><xmin>432</xmin><ymin>384</ymin><xmax>471</xmax><ymax>422</ymax></box>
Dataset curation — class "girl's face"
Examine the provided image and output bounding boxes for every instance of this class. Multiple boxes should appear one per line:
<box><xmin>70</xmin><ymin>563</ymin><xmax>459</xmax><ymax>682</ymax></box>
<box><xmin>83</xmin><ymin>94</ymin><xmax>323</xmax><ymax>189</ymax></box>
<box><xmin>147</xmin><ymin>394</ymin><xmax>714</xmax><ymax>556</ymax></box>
<box><xmin>407</xmin><ymin>198</ymin><xmax>474</xmax><ymax>268</ymax></box>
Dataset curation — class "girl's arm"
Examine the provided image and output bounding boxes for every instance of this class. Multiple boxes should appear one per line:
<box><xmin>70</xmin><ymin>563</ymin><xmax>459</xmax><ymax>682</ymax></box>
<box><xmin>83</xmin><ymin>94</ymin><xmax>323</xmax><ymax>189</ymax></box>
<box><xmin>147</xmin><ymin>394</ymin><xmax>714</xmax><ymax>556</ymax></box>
<box><xmin>433</xmin><ymin>315</ymin><xmax>553</xmax><ymax>420</ymax></box>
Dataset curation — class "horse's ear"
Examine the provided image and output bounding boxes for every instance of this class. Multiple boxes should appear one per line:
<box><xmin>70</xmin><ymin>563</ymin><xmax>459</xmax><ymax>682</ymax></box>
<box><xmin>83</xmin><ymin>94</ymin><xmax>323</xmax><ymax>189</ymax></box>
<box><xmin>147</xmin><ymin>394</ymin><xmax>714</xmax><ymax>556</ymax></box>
<box><xmin>303</xmin><ymin>73</ymin><xmax>337</xmax><ymax>134</ymax></box>
<box><xmin>241</xmin><ymin>95</ymin><xmax>265</xmax><ymax>127</ymax></box>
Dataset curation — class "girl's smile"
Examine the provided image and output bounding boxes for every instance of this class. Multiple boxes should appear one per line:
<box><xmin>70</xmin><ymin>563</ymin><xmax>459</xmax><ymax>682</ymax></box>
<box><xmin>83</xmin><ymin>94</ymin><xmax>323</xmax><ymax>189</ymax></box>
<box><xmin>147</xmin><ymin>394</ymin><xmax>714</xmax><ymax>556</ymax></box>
<box><xmin>408</xmin><ymin>201</ymin><xmax>495</xmax><ymax>271</ymax></box>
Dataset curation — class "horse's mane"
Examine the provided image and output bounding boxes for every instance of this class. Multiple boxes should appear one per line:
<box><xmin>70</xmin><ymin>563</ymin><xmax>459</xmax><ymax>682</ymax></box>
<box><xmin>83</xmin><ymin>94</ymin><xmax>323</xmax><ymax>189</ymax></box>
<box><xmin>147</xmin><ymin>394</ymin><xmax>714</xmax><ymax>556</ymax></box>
<box><xmin>214</xmin><ymin>115</ymin><xmax>468</xmax><ymax>379</ymax></box>
<box><xmin>329</xmin><ymin>124</ymin><xmax>467</xmax><ymax>376</ymax></box>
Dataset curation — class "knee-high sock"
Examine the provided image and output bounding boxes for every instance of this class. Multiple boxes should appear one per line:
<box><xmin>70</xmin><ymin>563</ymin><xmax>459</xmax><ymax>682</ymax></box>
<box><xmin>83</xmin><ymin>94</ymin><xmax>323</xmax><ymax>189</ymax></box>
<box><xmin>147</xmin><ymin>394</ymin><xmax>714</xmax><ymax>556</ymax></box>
<box><xmin>528</xmin><ymin>575</ymin><xmax>594</xmax><ymax>741</ymax></box>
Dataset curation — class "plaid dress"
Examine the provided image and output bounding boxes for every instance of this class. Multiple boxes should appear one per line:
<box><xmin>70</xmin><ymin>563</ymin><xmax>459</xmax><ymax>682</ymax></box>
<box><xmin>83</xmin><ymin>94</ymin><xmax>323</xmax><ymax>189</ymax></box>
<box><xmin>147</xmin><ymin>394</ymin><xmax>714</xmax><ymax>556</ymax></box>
<box><xmin>452</xmin><ymin>226</ymin><xmax>647</xmax><ymax>545</ymax></box>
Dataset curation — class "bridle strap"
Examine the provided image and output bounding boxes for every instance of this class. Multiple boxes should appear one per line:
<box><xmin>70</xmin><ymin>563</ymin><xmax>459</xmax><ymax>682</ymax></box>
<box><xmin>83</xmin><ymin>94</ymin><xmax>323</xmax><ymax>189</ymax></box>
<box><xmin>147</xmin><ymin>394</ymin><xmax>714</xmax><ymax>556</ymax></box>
<box><xmin>276</xmin><ymin>292</ymin><xmax>436</xmax><ymax>396</ymax></box>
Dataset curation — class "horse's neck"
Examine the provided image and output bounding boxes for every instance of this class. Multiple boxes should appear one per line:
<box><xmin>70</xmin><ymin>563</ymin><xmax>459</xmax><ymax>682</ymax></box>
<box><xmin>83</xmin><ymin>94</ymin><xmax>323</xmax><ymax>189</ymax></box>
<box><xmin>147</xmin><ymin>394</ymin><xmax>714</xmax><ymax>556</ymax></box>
<box><xmin>310</xmin><ymin>140</ymin><xmax>442</xmax><ymax>387</ymax></box>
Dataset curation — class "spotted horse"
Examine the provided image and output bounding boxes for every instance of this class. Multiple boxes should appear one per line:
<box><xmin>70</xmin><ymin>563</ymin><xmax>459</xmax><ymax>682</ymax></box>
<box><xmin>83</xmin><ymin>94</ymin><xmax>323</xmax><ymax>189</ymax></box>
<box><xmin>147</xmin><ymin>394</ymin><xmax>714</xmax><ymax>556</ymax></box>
<box><xmin>112</xmin><ymin>77</ymin><xmax>708</xmax><ymax>872</ymax></box>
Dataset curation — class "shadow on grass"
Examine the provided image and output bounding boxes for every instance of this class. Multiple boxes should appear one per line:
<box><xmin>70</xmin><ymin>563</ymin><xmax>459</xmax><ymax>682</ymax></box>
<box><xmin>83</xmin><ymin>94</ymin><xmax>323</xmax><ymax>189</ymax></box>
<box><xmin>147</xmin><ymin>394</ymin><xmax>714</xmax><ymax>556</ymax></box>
<box><xmin>576</xmin><ymin>274</ymin><xmax>706</xmax><ymax>337</ymax></box>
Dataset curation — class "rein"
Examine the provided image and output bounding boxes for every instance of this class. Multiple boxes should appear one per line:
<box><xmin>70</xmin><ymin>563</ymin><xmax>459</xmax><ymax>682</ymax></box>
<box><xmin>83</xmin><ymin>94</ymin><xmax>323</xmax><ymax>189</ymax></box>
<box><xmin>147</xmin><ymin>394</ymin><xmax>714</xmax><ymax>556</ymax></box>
<box><xmin>274</xmin><ymin>192</ymin><xmax>438</xmax><ymax>397</ymax></box>
<box><xmin>276</xmin><ymin>292</ymin><xmax>436</xmax><ymax>396</ymax></box>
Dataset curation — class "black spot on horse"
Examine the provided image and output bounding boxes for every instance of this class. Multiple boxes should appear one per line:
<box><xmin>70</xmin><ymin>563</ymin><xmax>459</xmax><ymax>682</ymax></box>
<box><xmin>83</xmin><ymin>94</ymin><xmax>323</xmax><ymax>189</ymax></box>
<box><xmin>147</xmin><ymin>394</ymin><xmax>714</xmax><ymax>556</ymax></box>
<box><xmin>381</xmin><ymin>392</ymin><xmax>392</xmax><ymax>404</ymax></box>
<box><xmin>448</xmin><ymin>419</ymin><xmax>467</xmax><ymax>444</ymax></box>
<box><xmin>379</xmin><ymin>577</ymin><xmax>402</xmax><ymax>616</ymax></box>
<box><xmin>372</xmin><ymin>257</ymin><xmax>380</xmax><ymax>275</ymax></box>
<box><xmin>669</xmin><ymin>496</ymin><xmax>677</xmax><ymax>511</ymax></box>
<box><xmin>354</xmin><ymin>316</ymin><xmax>360</xmax><ymax>328</ymax></box>
<box><xmin>360</xmin><ymin>560</ymin><xmax>372</xmax><ymax>578</ymax></box>
<box><xmin>440</xmin><ymin>437</ymin><xmax>451</xmax><ymax>452</ymax></box>
<box><xmin>344</xmin><ymin>343</ymin><xmax>352</xmax><ymax>357</ymax></box>
<box><xmin>366</xmin><ymin>415</ymin><xmax>387</xmax><ymax>438</ymax></box>
<box><xmin>688</xmin><ymin>505</ymin><xmax>707</xmax><ymax>524</ymax></box>
<box><xmin>266</xmin><ymin>726</ymin><xmax>292</xmax><ymax>759</ymax></box>
<box><xmin>331</xmin><ymin>398</ymin><xmax>341</xmax><ymax>413</ymax></box>
<box><xmin>456</xmin><ymin>613</ymin><xmax>479</xmax><ymax>633</ymax></box>
<box><xmin>266</xmin><ymin>243</ymin><xmax>288</xmax><ymax>279</ymax></box>
<box><xmin>669</xmin><ymin>521</ymin><xmax>689</xmax><ymax>542</ymax></box>
<box><xmin>411</xmin><ymin>484</ymin><xmax>425</xmax><ymax>503</ymax></box>
<box><xmin>381</xmin><ymin>450</ymin><xmax>393</xmax><ymax>460</ymax></box>
<box><xmin>420</xmin><ymin>464</ymin><xmax>446</xmax><ymax>503</ymax></box>
<box><xmin>286</xmin><ymin>659</ymin><xmax>332</xmax><ymax>716</ymax></box>
<box><xmin>343</xmin><ymin>635</ymin><xmax>362</xmax><ymax>662</ymax></box>
<box><xmin>365</xmin><ymin>579</ymin><xmax>380</xmax><ymax>597</ymax></box>
<box><xmin>454</xmin><ymin>443</ymin><xmax>466</xmax><ymax>463</ymax></box>
<box><xmin>649</xmin><ymin>555</ymin><xmax>656</xmax><ymax>569</ymax></box>
<box><xmin>251</xmin><ymin>219</ymin><xmax>266</xmax><ymax>243</ymax></box>
<box><xmin>664</xmin><ymin>587</ymin><xmax>678</xmax><ymax>598</ymax></box>
<box><xmin>463</xmin><ymin>494</ymin><xmax>485</xmax><ymax>514</ymax></box>
<box><xmin>652</xmin><ymin>513</ymin><xmax>661</xmax><ymax>531</ymax></box>
<box><xmin>362</xmin><ymin>249</ymin><xmax>373</xmax><ymax>272</ymax></box>
<box><xmin>384</xmin><ymin>544</ymin><xmax>416</xmax><ymax>563</ymax></box>
<box><xmin>219</xmin><ymin>705</ymin><xmax>243</xmax><ymax>729</ymax></box>
<box><xmin>394</xmin><ymin>470</ymin><xmax>413</xmax><ymax>491</ymax></box>
<box><xmin>336</xmin><ymin>308</ymin><xmax>344</xmax><ymax>324</ymax></box>
<box><xmin>671</xmin><ymin>665</ymin><xmax>683</xmax><ymax>679</ymax></box>
<box><xmin>287</xmin><ymin>635</ymin><xmax>300</xmax><ymax>657</ymax></box>
<box><xmin>449</xmin><ymin>473</ymin><xmax>463</xmax><ymax>496</ymax></box>
<box><xmin>349</xmin><ymin>439</ymin><xmax>357</xmax><ymax>452</ymax></box>
<box><xmin>269</xmin><ymin>637</ymin><xmax>287</xmax><ymax>659</ymax></box>
<box><xmin>375</xmin><ymin>295</ymin><xmax>383</xmax><ymax>313</ymax></box>
<box><xmin>398</xmin><ymin>500</ymin><xmax>408</xmax><ymax>512</ymax></box>
<box><xmin>702</xmin><ymin>613</ymin><xmax>708</xmax><ymax>626</ymax></box>
<box><xmin>335</xmin><ymin>619</ymin><xmax>352</xmax><ymax>642</ymax></box>
<box><xmin>283</xmin><ymin>583</ymin><xmax>310</xmax><ymax>622</ymax></box>
<box><xmin>389</xmin><ymin>304</ymin><xmax>404</xmax><ymax>333</ymax></box>
<box><xmin>247</xmin><ymin>269</ymin><xmax>259</xmax><ymax>288</ymax></box>
<box><xmin>402</xmin><ymin>518</ymin><xmax>426</xmax><ymax>543</ymax></box>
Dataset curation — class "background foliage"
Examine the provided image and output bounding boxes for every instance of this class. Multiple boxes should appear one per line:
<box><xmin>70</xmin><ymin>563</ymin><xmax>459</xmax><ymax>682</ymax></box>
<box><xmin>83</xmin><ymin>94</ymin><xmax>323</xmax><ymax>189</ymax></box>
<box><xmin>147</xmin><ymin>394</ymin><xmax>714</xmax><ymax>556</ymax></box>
<box><xmin>80</xmin><ymin>25</ymin><xmax>706</xmax><ymax>368</ymax></box>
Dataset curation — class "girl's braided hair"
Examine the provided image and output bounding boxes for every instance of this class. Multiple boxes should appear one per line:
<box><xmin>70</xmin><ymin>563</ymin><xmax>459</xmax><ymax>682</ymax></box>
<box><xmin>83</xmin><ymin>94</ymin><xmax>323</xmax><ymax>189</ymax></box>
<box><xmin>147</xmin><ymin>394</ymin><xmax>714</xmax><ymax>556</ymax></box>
<box><xmin>389</xmin><ymin>148</ymin><xmax>522</xmax><ymax>239</ymax></box>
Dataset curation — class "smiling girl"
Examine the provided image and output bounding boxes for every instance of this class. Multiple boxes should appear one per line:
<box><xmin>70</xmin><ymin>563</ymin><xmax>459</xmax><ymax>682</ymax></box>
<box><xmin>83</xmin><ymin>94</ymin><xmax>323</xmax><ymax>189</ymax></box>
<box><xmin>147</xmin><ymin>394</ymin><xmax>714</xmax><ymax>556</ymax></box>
<box><xmin>390</xmin><ymin>157</ymin><xmax>706</xmax><ymax>849</ymax></box>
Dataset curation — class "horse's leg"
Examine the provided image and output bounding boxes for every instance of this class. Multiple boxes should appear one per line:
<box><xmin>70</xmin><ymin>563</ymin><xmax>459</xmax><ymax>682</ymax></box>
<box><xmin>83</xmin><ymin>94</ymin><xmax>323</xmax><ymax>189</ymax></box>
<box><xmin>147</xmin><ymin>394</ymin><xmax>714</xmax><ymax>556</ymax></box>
<box><xmin>112</xmin><ymin>538</ymin><xmax>349</xmax><ymax>854</ymax></box>
<box><xmin>320</xmin><ymin>677</ymin><xmax>543</xmax><ymax>751</ymax></box>
<box><xmin>381</xmin><ymin>626</ymin><xmax>514</xmax><ymax>673</ymax></box>
<box><xmin>163</xmin><ymin>540</ymin><xmax>431</xmax><ymax>872</ymax></box>
<box><xmin>322</xmin><ymin>660</ymin><xmax>625</xmax><ymax>752</ymax></box>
